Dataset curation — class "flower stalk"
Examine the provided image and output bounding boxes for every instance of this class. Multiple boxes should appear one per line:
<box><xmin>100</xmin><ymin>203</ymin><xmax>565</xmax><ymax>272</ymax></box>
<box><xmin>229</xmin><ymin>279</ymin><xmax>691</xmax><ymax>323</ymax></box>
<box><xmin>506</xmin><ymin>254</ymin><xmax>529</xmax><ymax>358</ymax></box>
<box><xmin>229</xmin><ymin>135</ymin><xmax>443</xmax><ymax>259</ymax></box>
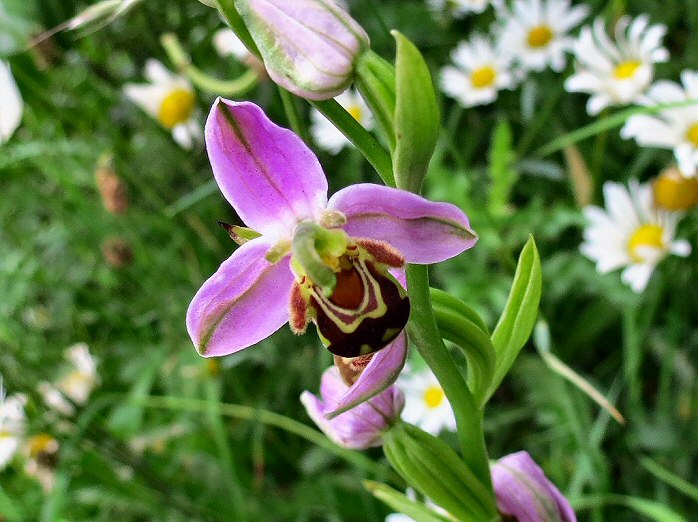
<box><xmin>161</xmin><ymin>33</ymin><xmax>258</xmax><ymax>96</ymax></box>
<box><xmin>405</xmin><ymin>263</ymin><xmax>495</xmax><ymax>497</ymax></box>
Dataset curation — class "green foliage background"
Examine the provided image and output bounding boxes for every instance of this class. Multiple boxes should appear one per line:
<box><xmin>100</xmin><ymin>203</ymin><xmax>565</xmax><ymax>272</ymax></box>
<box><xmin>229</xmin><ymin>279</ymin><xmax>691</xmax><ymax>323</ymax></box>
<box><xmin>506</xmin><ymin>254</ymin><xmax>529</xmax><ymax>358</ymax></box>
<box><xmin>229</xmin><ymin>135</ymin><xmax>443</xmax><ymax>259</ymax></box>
<box><xmin>1</xmin><ymin>0</ymin><xmax>698</xmax><ymax>520</ymax></box>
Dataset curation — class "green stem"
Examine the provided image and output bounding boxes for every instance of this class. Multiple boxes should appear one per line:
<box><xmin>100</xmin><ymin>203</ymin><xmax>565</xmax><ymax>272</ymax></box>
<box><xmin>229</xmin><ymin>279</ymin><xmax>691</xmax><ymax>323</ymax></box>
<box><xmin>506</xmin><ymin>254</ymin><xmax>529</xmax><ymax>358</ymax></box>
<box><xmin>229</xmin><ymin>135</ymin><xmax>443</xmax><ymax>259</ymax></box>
<box><xmin>622</xmin><ymin>302</ymin><xmax>642</xmax><ymax>412</ymax></box>
<box><xmin>406</xmin><ymin>264</ymin><xmax>493</xmax><ymax>495</ymax></box>
<box><xmin>311</xmin><ymin>98</ymin><xmax>395</xmax><ymax>187</ymax></box>
<box><xmin>161</xmin><ymin>33</ymin><xmax>258</xmax><ymax>96</ymax></box>
<box><xmin>214</xmin><ymin>0</ymin><xmax>259</xmax><ymax>55</ymax></box>
<box><xmin>278</xmin><ymin>87</ymin><xmax>310</xmax><ymax>144</ymax></box>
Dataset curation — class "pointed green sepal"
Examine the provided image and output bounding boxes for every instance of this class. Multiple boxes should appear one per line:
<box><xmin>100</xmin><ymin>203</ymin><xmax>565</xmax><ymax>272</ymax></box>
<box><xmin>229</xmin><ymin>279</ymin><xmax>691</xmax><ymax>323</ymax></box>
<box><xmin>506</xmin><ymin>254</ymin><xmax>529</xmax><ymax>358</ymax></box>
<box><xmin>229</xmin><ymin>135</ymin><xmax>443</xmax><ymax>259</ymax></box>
<box><xmin>391</xmin><ymin>30</ymin><xmax>439</xmax><ymax>194</ymax></box>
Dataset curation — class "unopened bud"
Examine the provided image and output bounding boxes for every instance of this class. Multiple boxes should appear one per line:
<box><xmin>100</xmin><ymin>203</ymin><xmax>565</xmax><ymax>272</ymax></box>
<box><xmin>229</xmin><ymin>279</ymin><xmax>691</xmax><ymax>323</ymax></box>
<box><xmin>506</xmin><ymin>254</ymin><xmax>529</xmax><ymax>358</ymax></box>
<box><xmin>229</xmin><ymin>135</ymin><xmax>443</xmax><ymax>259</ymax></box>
<box><xmin>235</xmin><ymin>0</ymin><xmax>370</xmax><ymax>100</ymax></box>
<box><xmin>491</xmin><ymin>451</ymin><xmax>577</xmax><ymax>522</ymax></box>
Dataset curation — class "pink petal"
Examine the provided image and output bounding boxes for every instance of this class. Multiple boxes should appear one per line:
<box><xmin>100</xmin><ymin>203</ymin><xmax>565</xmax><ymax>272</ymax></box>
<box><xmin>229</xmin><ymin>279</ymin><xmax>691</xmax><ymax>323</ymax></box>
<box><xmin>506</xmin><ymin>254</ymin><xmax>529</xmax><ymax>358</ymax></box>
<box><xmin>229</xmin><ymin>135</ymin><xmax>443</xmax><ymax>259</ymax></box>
<box><xmin>328</xmin><ymin>184</ymin><xmax>477</xmax><ymax>264</ymax></box>
<box><xmin>186</xmin><ymin>237</ymin><xmax>294</xmax><ymax>357</ymax></box>
<box><xmin>325</xmin><ymin>331</ymin><xmax>408</xmax><ymax>418</ymax></box>
<box><xmin>301</xmin><ymin>368</ymin><xmax>404</xmax><ymax>449</ymax></box>
<box><xmin>205</xmin><ymin>99</ymin><xmax>328</xmax><ymax>239</ymax></box>
<box><xmin>492</xmin><ymin>451</ymin><xmax>577</xmax><ymax>522</ymax></box>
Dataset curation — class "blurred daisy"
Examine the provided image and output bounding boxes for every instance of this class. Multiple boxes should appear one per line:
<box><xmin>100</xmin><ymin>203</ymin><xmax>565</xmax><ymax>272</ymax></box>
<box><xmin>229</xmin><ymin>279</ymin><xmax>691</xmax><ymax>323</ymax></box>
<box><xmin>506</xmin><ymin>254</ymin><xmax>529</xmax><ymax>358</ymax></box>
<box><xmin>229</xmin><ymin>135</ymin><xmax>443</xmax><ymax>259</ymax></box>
<box><xmin>39</xmin><ymin>343</ymin><xmax>98</xmax><ymax>416</ymax></box>
<box><xmin>581</xmin><ymin>181</ymin><xmax>691</xmax><ymax>292</ymax></box>
<box><xmin>0</xmin><ymin>60</ymin><xmax>23</xmax><ymax>144</ymax></box>
<box><xmin>310</xmin><ymin>89</ymin><xmax>372</xmax><ymax>154</ymax></box>
<box><xmin>24</xmin><ymin>434</ymin><xmax>59</xmax><ymax>492</ymax></box>
<box><xmin>124</xmin><ymin>59</ymin><xmax>201</xmax><ymax>149</ymax></box>
<box><xmin>494</xmin><ymin>0</ymin><xmax>589</xmax><ymax>73</ymax></box>
<box><xmin>621</xmin><ymin>70</ymin><xmax>698</xmax><ymax>177</ymax></box>
<box><xmin>565</xmin><ymin>16</ymin><xmax>669</xmax><ymax>115</ymax></box>
<box><xmin>0</xmin><ymin>388</ymin><xmax>26</xmax><ymax>470</ymax></box>
<box><xmin>428</xmin><ymin>0</ymin><xmax>492</xmax><ymax>17</ymax></box>
<box><xmin>440</xmin><ymin>34</ymin><xmax>516</xmax><ymax>108</ymax></box>
<box><xmin>213</xmin><ymin>28</ymin><xmax>251</xmax><ymax>62</ymax></box>
<box><xmin>652</xmin><ymin>165</ymin><xmax>698</xmax><ymax>211</ymax></box>
<box><xmin>398</xmin><ymin>366</ymin><xmax>455</xmax><ymax>435</ymax></box>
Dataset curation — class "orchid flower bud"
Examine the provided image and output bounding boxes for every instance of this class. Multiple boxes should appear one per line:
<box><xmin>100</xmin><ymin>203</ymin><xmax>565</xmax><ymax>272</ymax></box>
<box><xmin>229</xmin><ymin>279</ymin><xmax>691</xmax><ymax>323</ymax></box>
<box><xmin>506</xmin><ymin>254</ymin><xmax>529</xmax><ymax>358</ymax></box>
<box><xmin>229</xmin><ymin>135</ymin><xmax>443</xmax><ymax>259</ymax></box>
<box><xmin>234</xmin><ymin>0</ymin><xmax>370</xmax><ymax>100</ymax></box>
<box><xmin>301</xmin><ymin>367</ymin><xmax>404</xmax><ymax>449</ymax></box>
<box><xmin>491</xmin><ymin>451</ymin><xmax>577</xmax><ymax>522</ymax></box>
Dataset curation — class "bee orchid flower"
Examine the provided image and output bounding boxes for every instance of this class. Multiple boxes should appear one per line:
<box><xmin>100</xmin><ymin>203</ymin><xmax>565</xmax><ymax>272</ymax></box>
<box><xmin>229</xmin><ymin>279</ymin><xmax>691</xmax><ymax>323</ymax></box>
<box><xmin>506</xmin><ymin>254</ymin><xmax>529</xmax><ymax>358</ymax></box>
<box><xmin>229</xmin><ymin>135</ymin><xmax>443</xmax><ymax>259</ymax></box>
<box><xmin>186</xmin><ymin>99</ymin><xmax>476</xmax><ymax>414</ymax></box>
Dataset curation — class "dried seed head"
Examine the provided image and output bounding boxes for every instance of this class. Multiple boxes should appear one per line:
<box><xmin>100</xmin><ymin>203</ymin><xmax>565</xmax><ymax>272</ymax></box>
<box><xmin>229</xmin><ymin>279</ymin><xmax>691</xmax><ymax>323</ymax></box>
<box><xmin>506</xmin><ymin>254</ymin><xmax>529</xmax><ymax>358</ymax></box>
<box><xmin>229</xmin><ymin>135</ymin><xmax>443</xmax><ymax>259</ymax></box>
<box><xmin>95</xmin><ymin>154</ymin><xmax>128</xmax><ymax>214</ymax></box>
<box><xmin>102</xmin><ymin>237</ymin><xmax>133</xmax><ymax>268</ymax></box>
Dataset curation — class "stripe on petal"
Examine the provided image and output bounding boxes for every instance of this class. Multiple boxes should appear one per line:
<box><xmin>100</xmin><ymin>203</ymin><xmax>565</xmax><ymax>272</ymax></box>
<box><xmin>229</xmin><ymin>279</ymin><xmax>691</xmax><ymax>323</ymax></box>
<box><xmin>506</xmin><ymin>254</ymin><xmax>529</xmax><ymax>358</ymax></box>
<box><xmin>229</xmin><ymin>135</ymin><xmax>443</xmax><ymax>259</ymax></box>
<box><xmin>205</xmin><ymin>99</ymin><xmax>328</xmax><ymax>240</ymax></box>
<box><xmin>328</xmin><ymin>184</ymin><xmax>477</xmax><ymax>264</ymax></box>
<box><xmin>186</xmin><ymin>237</ymin><xmax>294</xmax><ymax>357</ymax></box>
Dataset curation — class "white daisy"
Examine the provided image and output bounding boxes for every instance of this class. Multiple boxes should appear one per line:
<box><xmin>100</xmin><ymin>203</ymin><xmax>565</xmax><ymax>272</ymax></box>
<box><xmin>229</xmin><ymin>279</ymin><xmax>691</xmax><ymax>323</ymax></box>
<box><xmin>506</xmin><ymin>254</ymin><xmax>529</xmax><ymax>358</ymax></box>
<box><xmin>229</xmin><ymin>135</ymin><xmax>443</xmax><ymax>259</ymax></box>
<box><xmin>565</xmin><ymin>16</ymin><xmax>669</xmax><ymax>115</ymax></box>
<box><xmin>494</xmin><ymin>0</ymin><xmax>589</xmax><ymax>73</ymax></box>
<box><xmin>428</xmin><ymin>0</ymin><xmax>492</xmax><ymax>17</ymax></box>
<box><xmin>310</xmin><ymin>89</ymin><xmax>373</xmax><ymax>154</ymax></box>
<box><xmin>40</xmin><ymin>343</ymin><xmax>98</xmax><ymax>416</ymax></box>
<box><xmin>124</xmin><ymin>59</ymin><xmax>201</xmax><ymax>149</ymax></box>
<box><xmin>581</xmin><ymin>181</ymin><xmax>691</xmax><ymax>292</ymax></box>
<box><xmin>0</xmin><ymin>61</ymin><xmax>23</xmax><ymax>144</ymax></box>
<box><xmin>621</xmin><ymin>70</ymin><xmax>698</xmax><ymax>177</ymax></box>
<box><xmin>440</xmin><ymin>33</ymin><xmax>516</xmax><ymax>108</ymax></box>
<box><xmin>213</xmin><ymin>28</ymin><xmax>252</xmax><ymax>62</ymax></box>
<box><xmin>0</xmin><ymin>388</ymin><xmax>26</xmax><ymax>470</ymax></box>
<box><xmin>59</xmin><ymin>343</ymin><xmax>98</xmax><ymax>404</ymax></box>
<box><xmin>398</xmin><ymin>367</ymin><xmax>455</xmax><ymax>436</ymax></box>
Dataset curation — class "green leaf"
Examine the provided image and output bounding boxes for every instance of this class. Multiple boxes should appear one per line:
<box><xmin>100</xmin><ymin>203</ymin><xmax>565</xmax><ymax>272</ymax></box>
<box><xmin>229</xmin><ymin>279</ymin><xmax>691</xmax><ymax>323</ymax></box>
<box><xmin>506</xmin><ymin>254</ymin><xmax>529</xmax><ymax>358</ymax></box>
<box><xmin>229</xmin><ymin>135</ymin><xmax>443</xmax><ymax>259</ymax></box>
<box><xmin>364</xmin><ymin>481</ymin><xmax>452</xmax><ymax>522</ymax></box>
<box><xmin>391</xmin><ymin>30</ymin><xmax>439</xmax><ymax>193</ymax></box>
<box><xmin>573</xmin><ymin>494</ymin><xmax>688</xmax><ymax>522</ymax></box>
<box><xmin>432</xmin><ymin>304</ymin><xmax>496</xmax><ymax>407</ymax></box>
<box><xmin>430</xmin><ymin>288</ymin><xmax>489</xmax><ymax>334</ymax></box>
<box><xmin>486</xmin><ymin>236</ymin><xmax>542</xmax><ymax>401</ymax></box>
<box><xmin>639</xmin><ymin>457</ymin><xmax>698</xmax><ymax>504</ymax></box>
<box><xmin>488</xmin><ymin>118</ymin><xmax>517</xmax><ymax>217</ymax></box>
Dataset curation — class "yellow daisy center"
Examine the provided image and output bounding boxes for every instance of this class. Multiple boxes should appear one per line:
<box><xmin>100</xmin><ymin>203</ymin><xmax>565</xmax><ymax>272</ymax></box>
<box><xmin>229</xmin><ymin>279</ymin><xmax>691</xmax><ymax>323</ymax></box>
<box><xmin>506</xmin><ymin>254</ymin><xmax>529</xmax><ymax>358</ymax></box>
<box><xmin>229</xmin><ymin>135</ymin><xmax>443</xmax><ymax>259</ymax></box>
<box><xmin>685</xmin><ymin>123</ymin><xmax>698</xmax><ymax>147</ymax></box>
<box><xmin>471</xmin><ymin>66</ymin><xmax>497</xmax><ymax>89</ymax></box>
<box><xmin>527</xmin><ymin>25</ymin><xmax>553</xmax><ymax>48</ymax></box>
<box><xmin>627</xmin><ymin>224</ymin><xmax>665</xmax><ymax>262</ymax></box>
<box><xmin>346</xmin><ymin>104</ymin><xmax>363</xmax><ymax>122</ymax></box>
<box><xmin>158</xmin><ymin>88</ymin><xmax>196</xmax><ymax>129</ymax></box>
<box><xmin>653</xmin><ymin>168</ymin><xmax>698</xmax><ymax>211</ymax></box>
<box><xmin>613</xmin><ymin>61</ymin><xmax>642</xmax><ymax>80</ymax></box>
<box><xmin>0</xmin><ymin>430</ymin><xmax>12</xmax><ymax>438</ymax></box>
<box><xmin>423</xmin><ymin>385</ymin><xmax>445</xmax><ymax>409</ymax></box>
